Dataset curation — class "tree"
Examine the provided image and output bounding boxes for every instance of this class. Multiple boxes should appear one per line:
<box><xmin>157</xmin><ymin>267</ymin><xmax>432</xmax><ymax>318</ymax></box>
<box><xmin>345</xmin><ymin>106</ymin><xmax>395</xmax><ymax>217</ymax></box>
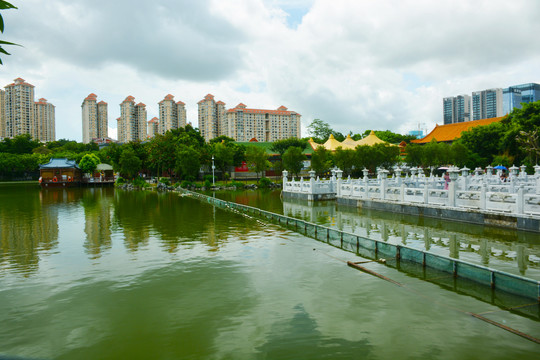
<box><xmin>333</xmin><ymin>148</ymin><xmax>356</xmax><ymax>176</ymax></box>
<box><xmin>307</xmin><ymin>119</ymin><xmax>333</xmax><ymax>141</ymax></box>
<box><xmin>270</xmin><ymin>137</ymin><xmax>307</xmax><ymax>156</ymax></box>
<box><xmin>458</xmin><ymin>122</ymin><xmax>506</xmax><ymax>167</ymax></box>
<box><xmin>310</xmin><ymin>146</ymin><xmax>332</xmax><ymax>176</ymax></box>
<box><xmin>78</xmin><ymin>153</ymin><xmax>100</xmax><ymax>174</ymax></box>
<box><xmin>282</xmin><ymin>146</ymin><xmax>305</xmax><ymax>178</ymax></box>
<box><xmin>175</xmin><ymin>145</ymin><xmax>200</xmax><ymax>180</ymax></box>
<box><xmin>360</xmin><ymin>130</ymin><xmax>418</xmax><ymax>144</ymax></box>
<box><xmin>212</xmin><ymin>142</ymin><xmax>234</xmax><ymax>180</ymax></box>
<box><xmin>147</xmin><ymin>134</ymin><xmax>176</xmax><ymax>177</ymax></box>
<box><xmin>0</xmin><ymin>1</ymin><xmax>20</xmax><ymax>65</ymax></box>
<box><xmin>245</xmin><ymin>145</ymin><xmax>270</xmax><ymax>181</ymax></box>
<box><xmin>119</xmin><ymin>147</ymin><xmax>141</xmax><ymax>179</ymax></box>
<box><xmin>516</xmin><ymin>129</ymin><xmax>540</xmax><ymax>165</ymax></box>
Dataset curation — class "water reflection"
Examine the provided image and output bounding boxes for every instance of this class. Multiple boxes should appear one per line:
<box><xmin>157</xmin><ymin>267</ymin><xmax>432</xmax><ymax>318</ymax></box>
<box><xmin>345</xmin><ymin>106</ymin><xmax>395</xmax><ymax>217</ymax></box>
<box><xmin>81</xmin><ymin>188</ymin><xmax>113</xmax><ymax>258</ymax></box>
<box><xmin>281</xmin><ymin>198</ymin><xmax>540</xmax><ymax>279</ymax></box>
<box><xmin>0</xmin><ymin>184</ymin><xmax>59</xmax><ymax>274</ymax></box>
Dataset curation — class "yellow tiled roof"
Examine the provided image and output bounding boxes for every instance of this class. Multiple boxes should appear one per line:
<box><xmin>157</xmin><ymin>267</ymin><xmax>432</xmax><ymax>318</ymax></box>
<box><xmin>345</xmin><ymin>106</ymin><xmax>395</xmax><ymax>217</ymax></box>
<box><xmin>308</xmin><ymin>132</ymin><xmax>392</xmax><ymax>151</ymax></box>
<box><xmin>412</xmin><ymin>117</ymin><xmax>504</xmax><ymax>144</ymax></box>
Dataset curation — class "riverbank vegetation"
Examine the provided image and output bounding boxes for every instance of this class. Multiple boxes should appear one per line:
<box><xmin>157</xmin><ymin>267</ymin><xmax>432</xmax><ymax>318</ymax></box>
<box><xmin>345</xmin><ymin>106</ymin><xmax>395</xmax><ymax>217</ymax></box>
<box><xmin>0</xmin><ymin>101</ymin><xmax>538</xmax><ymax>181</ymax></box>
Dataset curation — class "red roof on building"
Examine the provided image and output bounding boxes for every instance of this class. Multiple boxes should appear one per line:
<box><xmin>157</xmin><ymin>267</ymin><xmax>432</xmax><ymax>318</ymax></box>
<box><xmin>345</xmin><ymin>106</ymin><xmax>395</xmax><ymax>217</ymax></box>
<box><xmin>412</xmin><ymin>117</ymin><xmax>505</xmax><ymax>144</ymax></box>
<box><xmin>97</xmin><ymin>101</ymin><xmax>107</xmax><ymax>105</ymax></box>
<box><xmin>6</xmin><ymin>77</ymin><xmax>34</xmax><ymax>88</ymax></box>
<box><xmin>148</xmin><ymin>117</ymin><xmax>159</xmax><ymax>123</ymax></box>
<box><xmin>123</xmin><ymin>95</ymin><xmax>135</xmax><ymax>103</ymax></box>
<box><xmin>136</xmin><ymin>102</ymin><xmax>146</xmax><ymax>107</ymax></box>
<box><xmin>176</xmin><ymin>101</ymin><xmax>185</xmax><ymax>105</ymax></box>
<box><xmin>216</xmin><ymin>100</ymin><xmax>226</xmax><ymax>105</ymax></box>
<box><xmin>227</xmin><ymin>104</ymin><xmax>299</xmax><ymax>116</ymax></box>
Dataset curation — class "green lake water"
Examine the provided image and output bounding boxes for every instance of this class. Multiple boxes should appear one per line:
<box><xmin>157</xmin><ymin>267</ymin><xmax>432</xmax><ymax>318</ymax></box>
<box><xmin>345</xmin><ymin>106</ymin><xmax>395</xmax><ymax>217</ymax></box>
<box><xmin>0</xmin><ymin>184</ymin><xmax>539</xmax><ymax>359</ymax></box>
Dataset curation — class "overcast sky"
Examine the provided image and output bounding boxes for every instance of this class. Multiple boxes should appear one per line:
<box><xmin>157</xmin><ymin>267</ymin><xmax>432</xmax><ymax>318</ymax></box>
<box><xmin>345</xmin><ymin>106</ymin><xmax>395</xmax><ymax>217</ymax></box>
<box><xmin>1</xmin><ymin>0</ymin><xmax>539</xmax><ymax>142</ymax></box>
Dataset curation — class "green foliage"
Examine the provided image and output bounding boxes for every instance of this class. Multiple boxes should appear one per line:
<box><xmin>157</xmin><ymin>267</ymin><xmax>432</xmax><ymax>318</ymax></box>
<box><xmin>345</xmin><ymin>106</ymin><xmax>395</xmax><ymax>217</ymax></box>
<box><xmin>270</xmin><ymin>138</ymin><xmax>307</xmax><ymax>155</ymax></box>
<box><xmin>360</xmin><ymin>130</ymin><xmax>417</xmax><ymax>144</ymax></box>
<box><xmin>204</xmin><ymin>179</ymin><xmax>211</xmax><ymax>188</ymax></box>
<box><xmin>245</xmin><ymin>145</ymin><xmax>270</xmax><ymax>180</ymax></box>
<box><xmin>307</xmin><ymin>119</ymin><xmax>334</xmax><ymax>141</ymax></box>
<box><xmin>282</xmin><ymin>146</ymin><xmax>306</xmax><ymax>177</ymax></box>
<box><xmin>180</xmin><ymin>180</ymin><xmax>194</xmax><ymax>188</ymax></box>
<box><xmin>78</xmin><ymin>153</ymin><xmax>100</xmax><ymax>174</ymax></box>
<box><xmin>119</xmin><ymin>147</ymin><xmax>141</xmax><ymax>179</ymax></box>
<box><xmin>258</xmin><ymin>177</ymin><xmax>272</xmax><ymax>188</ymax></box>
<box><xmin>203</xmin><ymin>174</ymin><xmax>215</xmax><ymax>183</ymax></box>
<box><xmin>0</xmin><ymin>1</ymin><xmax>20</xmax><ymax>65</ymax></box>
<box><xmin>175</xmin><ymin>145</ymin><xmax>200</xmax><ymax>180</ymax></box>
<box><xmin>355</xmin><ymin>144</ymin><xmax>400</xmax><ymax>173</ymax></box>
<box><xmin>310</xmin><ymin>146</ymin><xmax>333</xmax><ymax>176</ymax></box>
<box><xmin>491</xmin><ymin>154</ymin><xmax>513</xmax><ymax>169</ymax></box>
<box><xmin>212</xmin><ymin>142</ymin><xmax>235</xmax><ymax>179</ymax></box>
<box><xmin>0</xmin><ymin>134</ymin><xmax>41</xmax><ymax>154</ymax></box>
<box><xmin>333</xmin><ymin>148</ymin><xmax>356</xmax><ymax>176</ymax></box>
<box><xmin>115</xmin><ymin>176</ymin><xmax>125</xmax><ymax>185</ymax></box>
<box><xmin>231</xmin><ymin>180</ymin><xmax>244</xmax><ymax>189</ymax></box>
<box><xmin>132</xmin><ymin>176</ymin><xmax>149</xmax><ymax>188</ymax></box>
<box><xmin>159</xmin><ymin>177</ymin><xmax>170</xmax><ymax>186</ymax></box>
<box><xmin>458</xmin><ymin>122</ymin><xmax>505</xmax><ymax>166</ymax></box>
<box><xmin>0</xmin><ymin>152</ymin><xmax>46</xmax><ymax>179</ymax></box>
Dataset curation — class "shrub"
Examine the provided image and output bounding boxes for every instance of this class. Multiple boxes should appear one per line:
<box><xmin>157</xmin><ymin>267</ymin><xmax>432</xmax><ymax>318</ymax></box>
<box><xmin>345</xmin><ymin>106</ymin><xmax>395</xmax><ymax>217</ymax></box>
<box><xmin>132</xmin><ymin>176</ymin><xmax>149</xmax><ymax>188</ymax></box>
<box><xmin>203</xmin><ymin>174</ymin><xmax>215</xmax><ymax>183</ymax></box>
<box><xmin>180</xmin><ymin>180</ymin><xmax>194</xmax><ymax>188</ymax></box>
<box><xmin>159</xmin><ymin>177</ymin><xmax>170</xmax><ymax>186</ymax></box>
<box><xmin>204</xmin><ymin>179</ymin><xmax>211</xmax><ymax>188</ymax></box>
<box><xmin>258</xmin><ymin>177</ymin><xmax>272</xmax><ymax>188</ymax></box>
<box><xmin>116</xmin><ymin>176</ymin><xmax>125</xmax><ymax>185</ymax></box>
<box><xmin>231</xmin><ymin>181</ymin><xmax>244</xmax><ymax>189</ymax></box>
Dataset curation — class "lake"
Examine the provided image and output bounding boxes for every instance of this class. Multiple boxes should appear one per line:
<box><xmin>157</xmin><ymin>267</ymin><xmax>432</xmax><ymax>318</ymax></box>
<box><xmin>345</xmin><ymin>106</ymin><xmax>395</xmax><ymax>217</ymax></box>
<box><xmin>0</xmin><ymin>184</ymin><xmax>538</xmax><ymax>359</ymax></box>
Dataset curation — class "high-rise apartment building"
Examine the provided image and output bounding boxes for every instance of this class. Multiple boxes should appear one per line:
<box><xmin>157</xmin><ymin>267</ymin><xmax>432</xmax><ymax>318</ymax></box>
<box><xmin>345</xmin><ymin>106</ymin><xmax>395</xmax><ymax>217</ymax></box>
<box><xmin>81</xmin><ymin>93</ymin><xmax>108</xmax><ymax>143</ymax></box>
<box><xmin>117</xmin><ymin>96</ymin><xmax>147</xmax><ymax>143</ymax></box>
<box><xmin>197</xmin><ymin>94</ymin><xmax>226</xmax><ymax>142</ymax></box>
<box><xmin>226</xmin><ymin>104</ymin><xmax>301</xmax><ymax>142</ymax></box>
<box><xmin>443</xmin><ymin>95</ymin><xmax>471</xmax><ymax>124</ymax></box>
<box><xmin>35</xmin><ymin>98</ymin><xmax>55</xmax><ymax>142</ymax></box>
<box><xmin>472</xmin><ymin>88</ymin><xmax>503</xmax><ymax>120</ymax></box>
<box><xmin>147</xmin><ymin>117</ymin><xmax>159</xmax><ymax>138</ymax></box>
<box><xmin>3</xmin><ymin>77</ymin><xmax>36</xmax><ymax>139</ymax></box>
<box><xmin>0</xmin><ymin>78</ymin><xmax>55</xmax><ymax>142</ymax></box>
<box><xmin>158</xmin><ymin>94</ymin><xmax>187</xmax><ymax>135</ymax></box>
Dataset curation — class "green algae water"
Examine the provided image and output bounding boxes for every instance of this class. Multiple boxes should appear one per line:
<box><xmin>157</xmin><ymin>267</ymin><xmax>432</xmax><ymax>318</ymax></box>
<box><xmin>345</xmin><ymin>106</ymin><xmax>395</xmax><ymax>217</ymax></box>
<box><xmin>0</xmin><ymin>184</ymin><xmax>539</xmax><ymax>359</ymax></box>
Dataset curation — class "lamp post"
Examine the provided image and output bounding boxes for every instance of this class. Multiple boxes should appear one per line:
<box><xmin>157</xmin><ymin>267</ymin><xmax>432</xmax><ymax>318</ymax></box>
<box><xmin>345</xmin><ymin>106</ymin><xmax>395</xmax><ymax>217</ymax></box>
<box><xmin>211</xmin><ymin>155</ymin><xmax>215</xmax><ymax>186</ymax></box>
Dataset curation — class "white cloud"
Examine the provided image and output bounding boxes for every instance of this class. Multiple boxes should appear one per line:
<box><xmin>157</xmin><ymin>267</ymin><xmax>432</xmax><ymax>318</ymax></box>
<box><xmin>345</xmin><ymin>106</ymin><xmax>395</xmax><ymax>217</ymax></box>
<box><xmin>1</xmin><ymin>0</ymin><xmax>539</xmax><ymax>141</ymax></box>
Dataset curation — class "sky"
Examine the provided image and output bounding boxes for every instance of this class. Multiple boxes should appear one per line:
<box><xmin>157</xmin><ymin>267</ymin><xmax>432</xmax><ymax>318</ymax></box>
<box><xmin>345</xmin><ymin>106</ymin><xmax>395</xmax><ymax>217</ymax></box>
<box><xmin>1</xmin><ymin>0</ymin><xmax>540</xmax><ymax>142</ymax></box>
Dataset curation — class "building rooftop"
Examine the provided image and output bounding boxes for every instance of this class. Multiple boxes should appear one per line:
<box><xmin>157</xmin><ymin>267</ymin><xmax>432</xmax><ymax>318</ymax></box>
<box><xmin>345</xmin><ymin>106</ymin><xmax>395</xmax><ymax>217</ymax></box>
<box><xmin>39</xmin><ymin>158</ymin><xmax>79</xmax><ymax>169</ymax></box>
<box><xmin>412</xmin><ymin>117</ymin><xmax>504</xmax><ymax>144</ymax></box>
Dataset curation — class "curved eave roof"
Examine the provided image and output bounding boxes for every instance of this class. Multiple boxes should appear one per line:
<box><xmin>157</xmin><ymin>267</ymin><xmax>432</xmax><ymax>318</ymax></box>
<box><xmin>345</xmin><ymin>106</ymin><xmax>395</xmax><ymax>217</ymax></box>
<box><xmin>412</xmin><ymin>117</ymin><xmax>504</xmax><ymax>144</ymax></box>
<box><xmin>39</xmin><ymin>158</ymin><xmax>80</xmax><ymax>169</ymax></box>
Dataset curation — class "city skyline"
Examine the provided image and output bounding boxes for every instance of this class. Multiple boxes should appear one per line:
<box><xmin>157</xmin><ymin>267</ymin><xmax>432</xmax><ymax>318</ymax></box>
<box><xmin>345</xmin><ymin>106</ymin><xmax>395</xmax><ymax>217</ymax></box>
<box><xmin>1</xmin><ymin>0</ymin><xmax>540</xmax><ymax>142</ymax></box>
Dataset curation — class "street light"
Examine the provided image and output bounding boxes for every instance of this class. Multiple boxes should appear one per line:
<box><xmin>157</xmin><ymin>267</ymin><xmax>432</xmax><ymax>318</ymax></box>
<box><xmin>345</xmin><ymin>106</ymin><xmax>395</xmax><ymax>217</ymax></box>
<box><xmin>211</xmin><ymin>155</ymin><xmax>215</xmax><ymax>186</ymax></box>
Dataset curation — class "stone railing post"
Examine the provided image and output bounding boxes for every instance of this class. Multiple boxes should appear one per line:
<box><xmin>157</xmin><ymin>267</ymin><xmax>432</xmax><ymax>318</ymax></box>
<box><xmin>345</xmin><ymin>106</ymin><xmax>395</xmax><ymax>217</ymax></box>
<box><xmin>400</xmin><ymin>183</ymin><xmax>405</xmax><ymax>202</ymax></box>
<box><xmin>336</xmin><ymin>169</ymin><xmax>343</xmax><ymax>196</ymax></box>
<box><xmin>282</xmin><ymin>170</ymin><xmax>288</xmax><ymax>188</ymax></box>
<box><xmin>519</xmin><ymin>165</ymin><xmax>527</xmax><ymax>179</ymax></box>
<box><xmin>460</xmin><ymin>166</ymin><xmax>470</xmax><ymax>190</ymax></box>
<box><xmin>480</xmin><ymin>183</ymin><xmax>486</xmax><ymax>210</ymax></box>
<box><xmin>448</xmin><ymin>168</ymin><xmax>459</xmax><ymax>207</ymax></box>
<box><xmin>309</xmin><ymin>170</ymin><xmax>316</xmax><ymax>193</ymax></box>
<box><xmin>486</xmin><ymin>165</ymin><xmax>494</xmax><ymax>178</ymax></box>
<box><xmin>395</xmin><ymin>167</ymin><xmax>402</xmax><ymax>186</ymax></box>
<box><xmin>517</xmin><ymin>185</ymin><xmax>524</xmax><ymax>214</ymax></box>
<box><xmin>424</xmin><ymin>182</ymin><xmax>429</xmax><ymax>203</ymax></box>
<box><xmin>537</xmin><ymin>176</ymin><xmax>540</xmax><ymax>195</ymax></box>
<box><xmin>379</xmin><ymin>169</ymin><xmax>388</xmax><ymax>200</ymax></box>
